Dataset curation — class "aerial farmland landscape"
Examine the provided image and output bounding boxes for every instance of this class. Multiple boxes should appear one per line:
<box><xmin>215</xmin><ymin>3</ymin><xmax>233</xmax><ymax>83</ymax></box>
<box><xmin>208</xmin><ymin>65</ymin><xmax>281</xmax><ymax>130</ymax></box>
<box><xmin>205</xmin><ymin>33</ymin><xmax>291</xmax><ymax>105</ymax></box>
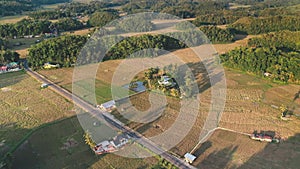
<box><xmin>0</xmin><ymin>0</ymin><xmax>300</xmax><ymax>169</ymax></box>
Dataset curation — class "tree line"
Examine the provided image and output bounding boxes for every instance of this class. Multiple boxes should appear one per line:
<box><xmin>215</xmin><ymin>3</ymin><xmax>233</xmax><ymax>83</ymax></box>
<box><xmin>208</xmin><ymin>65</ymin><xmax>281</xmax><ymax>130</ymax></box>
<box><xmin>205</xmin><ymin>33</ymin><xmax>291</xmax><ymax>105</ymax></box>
<box><xmin>28</xmin><ymin>35</ymin><xmax>87</xmax><ymax>69</ymax></box>
<box><xmin>0</xmin><ymin>0</ymin><xmax>36</xmax><ymax>16</ymax></box>
<box><xmin>105</xmin><ymin>34</ymin><xmax>186</xmax><ymax>60</ymax></box>
<box><xmin>29</xmin><ymin>1</ymin><xmax>121</xmax><ymax>20</ymax></box>
<box><xmin>175</xmin><ymin>23</ymin><xmax>234</xmax><ymax>43</ymax></box>
<box><xmin>0</xmin><ymin>0</ymin><xmax>70</xmax><ymax>17</ymax></box>
<box><xmin>0</xmin><ymin>38</ymin><xmax>8</xmax><ymax>49</ymax></box>
<box><xmin>248</xmin><ymin>30</ymin><xmax>300</xmax><ymax>51</ymax></box>
<box><xmin>199</xmin><ymin>26</ymin><xmax>234</xmax><ymax>43</ymax></box>
<box><xmin>229</xmin><ymin>16</ymin><xmax>300</xmax><ymax>34</ymax></box>
<box><xmin>27</xmin><ymin>30</ymin><xmax>209</xmax><ymax>68</ymax></box>
<box><xmin>0</xmin><ymin>18</ymin><xmax>89</xmax><ymax>38</ymax></box>
<box><xmin>0</xmin><ymin>50</ymin><xmax>19</xmax><ymax>66</ymax></box>
<box><xmin>221</xmin><ymin>31</ymin><xmax>300</xmax><ymax>83</ymax></box>
<box><xmin>0</xmin><ymin>19</ymin><xmax>51</xmax><ymax>38</ymax></box>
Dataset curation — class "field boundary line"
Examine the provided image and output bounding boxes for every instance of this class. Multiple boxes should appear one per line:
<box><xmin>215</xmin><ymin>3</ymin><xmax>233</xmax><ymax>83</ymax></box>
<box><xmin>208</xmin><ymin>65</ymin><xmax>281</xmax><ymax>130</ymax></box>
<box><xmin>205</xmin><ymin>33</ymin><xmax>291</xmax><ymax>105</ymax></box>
<box><xmin>190</xmin><ymin>127</ymin><xmax>251</xmax><ymax>154</ymax></box>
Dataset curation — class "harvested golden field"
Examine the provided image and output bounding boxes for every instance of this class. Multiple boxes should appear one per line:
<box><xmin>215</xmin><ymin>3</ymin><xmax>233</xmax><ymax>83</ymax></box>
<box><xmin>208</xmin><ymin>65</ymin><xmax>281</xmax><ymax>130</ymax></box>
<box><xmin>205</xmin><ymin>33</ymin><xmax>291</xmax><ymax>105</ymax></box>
<box><xmin>0</xmin><ymin>15</ymin><xmax>29</xmax><ymax>24</ymax></box>
<box><xmin>15</xmin><ymin>49</ymin><xmax>28</xmax><ymax>58</ymax></box>
<box><xmin>37</xmin><ymin>44</ymin><xmax>300</xmax><ymax>168</ymax></box>
<box><xmin>62</xmin><ymin>28</ymin><xmax>92</xmax><ymax>36</ymax></box>
<box><xmin>192</xmin><ymin>129</ymin><xmax>300</xmax><ymax>169</ymax></box>
<box><xmin>213</xmin><ymin>35</ymin><xmax>256</xmax><ymax>54</ymax></box>
<box><xmin>0</xmin><ymin>71</ymin><xmax>74</xmax><ymax>157</ymax></box>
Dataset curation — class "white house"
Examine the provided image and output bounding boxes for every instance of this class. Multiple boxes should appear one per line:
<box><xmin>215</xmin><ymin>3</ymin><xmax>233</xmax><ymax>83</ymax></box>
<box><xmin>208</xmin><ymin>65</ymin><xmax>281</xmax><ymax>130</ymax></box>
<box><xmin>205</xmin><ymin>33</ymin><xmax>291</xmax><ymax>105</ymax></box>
<box><xmin>158</xmin><ymin>75</ymin><xmax>175</xmax><ymax>87</ymax></box>
<box><xmin>184</xmin><ymin>153</ymin><xmax>196</xmax><ymax>164</ymax></box>
<box><xmin>264</xmin><ymin>72</ymin><xmax>272</xmax><ymax>77</ymax></box>
<box><xmin>98</xmin><ymin>100</ymin><xmax>116</xmax><ymax>112</ymax></box>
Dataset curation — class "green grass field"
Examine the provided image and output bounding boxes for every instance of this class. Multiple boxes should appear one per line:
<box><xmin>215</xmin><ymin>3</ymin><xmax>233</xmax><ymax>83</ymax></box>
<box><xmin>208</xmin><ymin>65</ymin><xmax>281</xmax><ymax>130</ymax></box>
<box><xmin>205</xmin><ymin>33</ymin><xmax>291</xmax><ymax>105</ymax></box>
<box><xmin>0</xmin><ymin>71</ymin><xmax>74</xmax><ymax>160</ymax></box>
<box><xmin>8</xmin><ymin>37</ymin><xmax>41</xmax><ymax>50</ymax></box>
<box><xmin>64</xmin><ymin>79</ymin><xmax>135</xmax><ymax>104</ymax></box>
<box><xmin>12</xmin><ymin>116</ymin><xmax>158</xmax><ymax>169</ymax></box>
<box><xmin>40</xmin><ymin>3</ymin><xmax>65</xmax><ymax>11</ymax></box>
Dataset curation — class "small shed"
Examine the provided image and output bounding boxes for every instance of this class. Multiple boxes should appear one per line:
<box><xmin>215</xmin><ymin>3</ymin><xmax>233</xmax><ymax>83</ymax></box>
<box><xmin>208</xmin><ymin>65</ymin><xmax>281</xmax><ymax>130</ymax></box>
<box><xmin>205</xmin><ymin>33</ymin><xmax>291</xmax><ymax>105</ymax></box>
<box><xmin>184</xmin><ymin>153</ymin><xmax>196</xmax><ymax>164</ymax></box>
<box><xmin>7</xmin><ymin>62</ymin><xmax>18</xmax><ymax>69</ymax></box>
<box><xmin>264</xmin><ymin>72</ymin><xmax>272</xmax><ymax>77</ymax></box>
<box><xmin>99</xmin><ymin>100</ymin><xmax>116</xmax><ymax>112</ymax></box>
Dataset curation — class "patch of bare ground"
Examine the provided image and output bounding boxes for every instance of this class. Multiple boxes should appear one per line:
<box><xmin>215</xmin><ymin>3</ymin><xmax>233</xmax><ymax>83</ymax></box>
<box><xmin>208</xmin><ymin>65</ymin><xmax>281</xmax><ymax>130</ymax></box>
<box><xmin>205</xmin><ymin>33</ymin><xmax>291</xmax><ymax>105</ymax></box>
<box><xmin>15</xmin><ymin>49</ymin><xmax>28</xmax><ymax>58</ymax></box>
<box><xmin>62</xmin><ymin>28</ymin><xmax>92</xmax><ymax>36</ymax></box>
<box><xmin>213</xmin><ymin>35</ymin><xmax>257</xmax><ymax>54</ymax></box>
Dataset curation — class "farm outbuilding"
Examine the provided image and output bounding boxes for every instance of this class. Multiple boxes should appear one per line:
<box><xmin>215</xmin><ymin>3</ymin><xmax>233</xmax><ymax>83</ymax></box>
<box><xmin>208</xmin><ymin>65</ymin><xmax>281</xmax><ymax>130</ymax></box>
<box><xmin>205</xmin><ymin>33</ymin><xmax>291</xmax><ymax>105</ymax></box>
<box><xmin>184</xmin><ymin>153</ymin><xmax>196</xmax><ymax>164</ymax></box>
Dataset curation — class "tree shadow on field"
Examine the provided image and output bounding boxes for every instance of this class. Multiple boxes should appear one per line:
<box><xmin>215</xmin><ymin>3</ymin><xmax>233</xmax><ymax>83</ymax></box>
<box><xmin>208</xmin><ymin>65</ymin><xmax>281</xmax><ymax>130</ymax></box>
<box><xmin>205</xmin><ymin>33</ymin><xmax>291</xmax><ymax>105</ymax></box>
<box><xmin>239</xmin><ymin>133</ymin><xmax>300</xmax><ymax>169</ymax></box>
<box><xmin>252</xmin><ymin>130</ymin><xmax>276</xmax><ymax>138</ymax></box>
<box><xmin>186</xmin><ymin>61</ymin><xmax>224</xmax><ymax>93</ymax></box>
<box><xmin>193</xmin><ymin>141</ymin><xmax>212</xmax><ymax>157</ymax></box>
<box><xmin>196</xmin><ymin>146</ymin><xmax>238</xmax><ymax>169</ymax></box>
<box><xmin>0</xmin><ymin>70</ymin><xmax>26</xmax><ymax>89</ymax></box>
<box><xmin>234</xmin><ymin>34</ymin><xmax>248</xmax><ymax>41</ymax></box>
<box><xmin>294</xmin><ymin>90</ymin><xmax>300</xmax><ymax>101</ymax></box>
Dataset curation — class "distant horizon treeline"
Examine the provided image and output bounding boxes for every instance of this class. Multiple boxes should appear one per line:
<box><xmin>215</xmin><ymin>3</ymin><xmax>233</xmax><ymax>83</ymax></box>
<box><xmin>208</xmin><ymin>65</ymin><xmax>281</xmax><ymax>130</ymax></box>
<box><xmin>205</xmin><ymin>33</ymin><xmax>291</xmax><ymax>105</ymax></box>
<box><xmin>229</xmin><ymin>16</ymin><xmax>300</xmax><ymax>35</ymax></box>
<box><xmin>0</xmin><ymin>18</ymin><xmax>87</xmax><ymax>38</ymax></box>
<box><xmin>27</xmin><ymin>31</ymin><xmax>209</xmax><ymax>68</ymax></box>
<box><xmin>0</xmin><ymin>0</ymin><xmax>70</xmax><ymax>17</ymax></box>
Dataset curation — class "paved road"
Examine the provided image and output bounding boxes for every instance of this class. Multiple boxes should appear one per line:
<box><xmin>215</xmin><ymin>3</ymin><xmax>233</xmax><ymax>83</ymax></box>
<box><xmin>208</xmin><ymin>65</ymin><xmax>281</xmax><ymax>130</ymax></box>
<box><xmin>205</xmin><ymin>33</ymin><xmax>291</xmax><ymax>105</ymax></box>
<box><xmin>25</xmin><ymin>68</ymin><xmax>196</xmax><ymax>169</ymax></box>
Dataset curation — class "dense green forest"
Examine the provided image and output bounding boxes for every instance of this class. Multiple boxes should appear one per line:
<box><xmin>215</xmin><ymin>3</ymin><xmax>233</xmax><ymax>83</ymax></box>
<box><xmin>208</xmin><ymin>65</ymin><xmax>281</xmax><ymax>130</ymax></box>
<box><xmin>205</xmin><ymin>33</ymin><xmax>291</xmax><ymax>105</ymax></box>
<box><xmin>29</xmin><ymin>1</ymin><xmax>118</xmax><ymax>19</ymax></box>
<box><xmin>29</xmin><ymin>10</ymin><xmax>68</xmax><ymax>20</ymax></box>
<box><xmin>55</xmin><ymin>18</ymin><xmax>85</xmax><ymax>32</ymax></box>
<box><xmin>192</xmin><ymin>12</ymin><xmax>241</xmax><ymax>26</ymax></box>
<box><xmin>0</xmin><ymin>19</ymin><xmax>51</xmax><ymax>38</ymax></box>
<box><xmin>221</xmin><ymin>31</ymin><xmax>300</xmax><ymax>83</ymax></box>
<box><xmin>0</xmin><ymin>38</ymin><xmax>8</xmax><ymax>49</ymax></box>
<box><xmin>31</xmin><ymin>0</ymin><xmax>70</xmax><ymax>5</ymax></box>
<box><xmin>28</xmin><ymin>35</ymin><xmax>87</xmax><ymax>69</ymax></box>
<box><xmin>0</xmin><ymin>17</ymin><xmax>88</xmax><ymax>38</ymax></box>
<box><xmin>0</xmin><ymin>50</ymin><xmax>19</xmax><ymax>65</ymax></box>
<box><xmin>0</xmin><ymin>0</ymin><xmax>70</xmax><ymax>17</ymax></box>
<box><xmin>230</xmin><ymin>16</ymin><xmax>300</xmax><ymax>34</ymax></box>
<box><xmin>88</xmin><ymin>11</ymin><xmax>119</xmax><ymax>27</ymax></box>
<box><xmin>115</xmin><ymin>17</ymin><xmax>154</xmax><ymax>32</ymax></box>
<box><xmin>199</xmin><ymin>26</ymin><xmax>234</xmax><ymax>43</ymax></box>
<box><xmin>248</xmin><ymin>31</ymin><xmax>300</xmax><ymax>51</ymax></box>
<box><xmin>106</xmin><ymin>34</ymin><xmax>184</xmax><ymax>60</ymax></box>
<box><xmin>0</xmin><ymin>0</ymin><xmax>34</xmax><ymax>16</ymax></box>
<box><xmin>175</xmin><ymin>23</ymin><xmax>234</xmax><ymax>43</ymax></box>
<box><xmin>121</xmin><ymin>0</ymin><xmax>229</xmax><ymax>18</ymax></box>
<box><xmin>27</xmin><ymin>30</ymin><xmax>209</xmax><ymax>67</ymax></box>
